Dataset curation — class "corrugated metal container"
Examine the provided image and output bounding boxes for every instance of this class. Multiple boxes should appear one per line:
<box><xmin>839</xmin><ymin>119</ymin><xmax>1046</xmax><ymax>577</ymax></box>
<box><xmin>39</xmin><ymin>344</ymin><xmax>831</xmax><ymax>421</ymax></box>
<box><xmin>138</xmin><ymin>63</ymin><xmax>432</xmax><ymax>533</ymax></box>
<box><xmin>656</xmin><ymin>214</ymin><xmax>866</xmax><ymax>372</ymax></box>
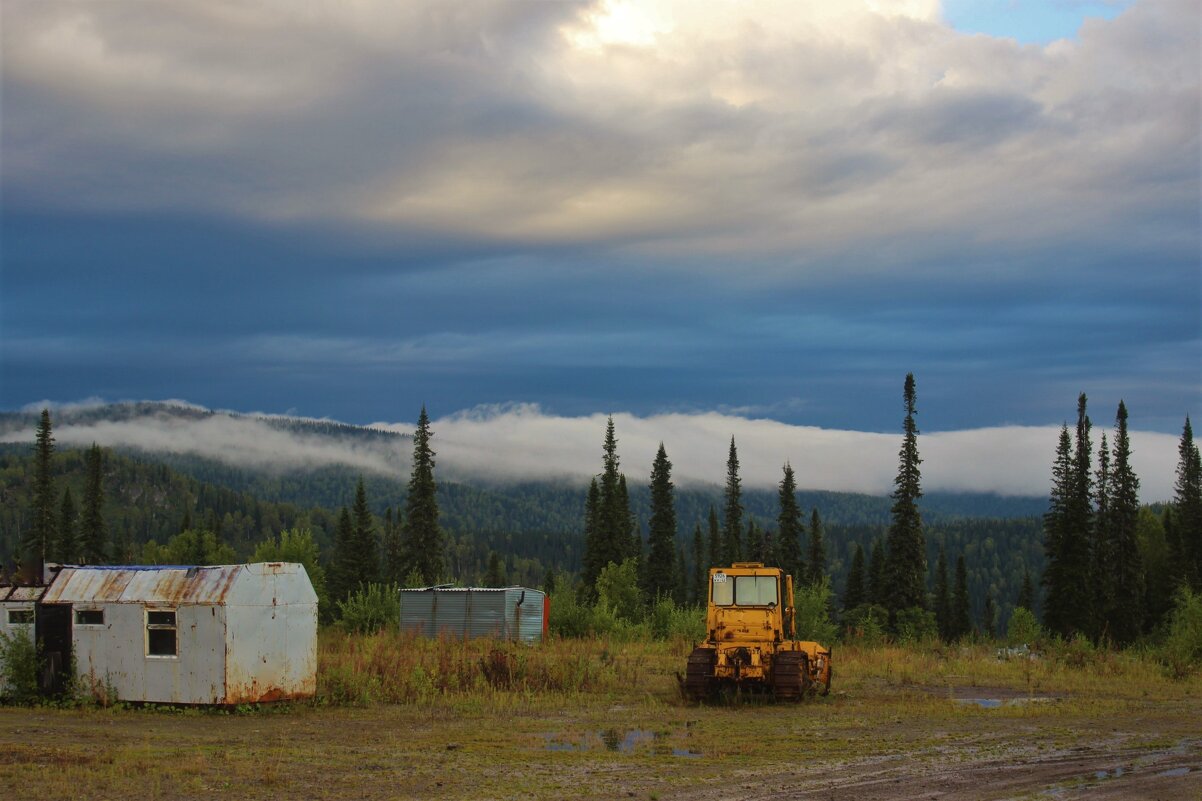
<box><xmin>0</xmin><ymin>586</ymin><xmax>42</xmax><ymax>696</ymax></box>
<box><xmin>399</xmin><ymin>587</ymin><xmax>547</xmax><ymax>643</ymax></box>
<box><xmin>38</xmin><ymin>563</ymin><xmax>318</xmax><ymax>704</ymax></box>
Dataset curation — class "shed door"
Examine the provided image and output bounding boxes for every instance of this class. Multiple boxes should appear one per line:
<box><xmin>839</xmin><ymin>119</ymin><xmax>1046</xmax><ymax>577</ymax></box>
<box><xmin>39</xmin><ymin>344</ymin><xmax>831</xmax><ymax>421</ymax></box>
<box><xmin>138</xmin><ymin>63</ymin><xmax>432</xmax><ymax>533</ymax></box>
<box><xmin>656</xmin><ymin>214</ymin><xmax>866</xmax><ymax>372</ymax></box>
<box><xmin>35</xmin><ymin>604</ymin><xmax>72</xmax><ymax>696</ymax></box>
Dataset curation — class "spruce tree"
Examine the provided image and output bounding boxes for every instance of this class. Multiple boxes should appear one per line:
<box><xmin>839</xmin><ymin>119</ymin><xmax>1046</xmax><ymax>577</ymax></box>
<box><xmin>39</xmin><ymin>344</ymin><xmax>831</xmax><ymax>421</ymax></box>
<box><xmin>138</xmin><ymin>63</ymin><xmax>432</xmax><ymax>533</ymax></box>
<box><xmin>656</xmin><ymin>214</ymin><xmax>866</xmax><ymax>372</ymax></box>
<box><xmin>807</xmin><ymin>507</ymin><xmax>826</xmax><ymax>586</ymax></box>
<box><xmin>1092</xmin><ymin>430</ymin><xmax>1112</xmax><ymax>638</ymax></box>
<box><xmin>1173</xmin><ymin>416</ymin><xmax>1202</xmax><ymax>590</ymax></box>
<box><xmin>79</xmin><ymin>443</ymin><xmax>108</xmax><ymax>565</ymax></box>
<box><xmin>692</xmin><ymin>522</ymin><xmax>706</xmax><ymax>605</ymax></box>
<box><xmin>885</xmin><ymin>373</ymin><xmax>926</xmax><ymax>616</ymax></box>
<box><xmin>57</xmin><ymin>488</ymin><xmax>78</xmax><ymax>564</ymax></box>
<box><xmin>599</xmin><ymin>417</ymin><xmax>626</xmax><ymax>568</ymax></box>
<box><xmin>674</xmin><ymin>544</ymin><xmax>689</xmax><ymax>605</ymax></box>
<box><xmin>403</xmin><ymin>406</ymin><xmax>443</xmax><ymax>584</ymax></box>
<box><xmin>351</xmin><ymin>477</ymin><xmax>380</xmax><ymax>585</ymax></box>
<box><xmin>761</xmin><ymin>527</ymin><xmax>775</xmax><ymax>568</ymax></box>
<box><xmin>843</xmin><ymin>543</ymin><xmax>866</xmax><ymax>612</ymax></box>
<box><xmin>776</xmin><ymin>464</ymin><xmax>805</xmax><ymax>581</ymax></box>
<box><xmin>1106</xmin><ymin>401</ymin><xmax>1144</xmax><ymax>643</ymax></box>
<box><xmin>645</xmin><ymin>443</ymin><xmax>677</xmax><ymax>600</ymax></box>
<box><xmin>933</xmin><ymin>544</ymin><xmax>951</xmax><ymax>641</ymax></box>
<box><xmin>1017</xmin><ymin>568</ymin><xmax>1035</xmax><ymax>612</ymax></box>
<box><xmin>24</xmin><ymin>408</ymin><xmax>56</xmax><ymax>573</ymax></box>
<box><xmin>1042</xmin><ymin>425</ymin><xmax>1074</xmax><ymax>634</ymax></box>
<box><xmin>382</xmin><ymin>507</ymin><xmax>405</xmax><ymax>585</ymax></box>
<box><xmin>484</xmin><ymin>551</ymin><xmax>505</xmax><ymax>587</ymax></box>
<box><xmin>952</xmin><ymin>554</ymin><xmax>971</xmax><ymax>640</ymax></box>
<box><xmin>723</xmin><ymin>437</ymin><xmax>743</xmax><ymax>564</ymax></box>
<box><xmin>617</xmin><ymin>474</ymin><xmax>637</xmax><ymax>560</ymax></box>
<box><xmin>707</xmin><ymin>506</ymin><xmax>722</xmax><ymax>569</ymax></box>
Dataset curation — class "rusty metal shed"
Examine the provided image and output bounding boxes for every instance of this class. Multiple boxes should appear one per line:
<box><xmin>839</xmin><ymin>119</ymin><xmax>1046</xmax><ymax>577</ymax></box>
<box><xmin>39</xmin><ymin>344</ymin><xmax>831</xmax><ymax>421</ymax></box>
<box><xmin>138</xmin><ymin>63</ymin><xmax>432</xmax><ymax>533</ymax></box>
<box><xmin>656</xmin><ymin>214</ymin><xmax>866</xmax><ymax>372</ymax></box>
<box><xmin>399</xmin><ymin>586</ymin><xmax>547</xmax><ymax>643</ymax></box>
<box><xmin>38</xmin><ymin>562</ymin><xmax>318</xmax><ymax>704</ymax></box>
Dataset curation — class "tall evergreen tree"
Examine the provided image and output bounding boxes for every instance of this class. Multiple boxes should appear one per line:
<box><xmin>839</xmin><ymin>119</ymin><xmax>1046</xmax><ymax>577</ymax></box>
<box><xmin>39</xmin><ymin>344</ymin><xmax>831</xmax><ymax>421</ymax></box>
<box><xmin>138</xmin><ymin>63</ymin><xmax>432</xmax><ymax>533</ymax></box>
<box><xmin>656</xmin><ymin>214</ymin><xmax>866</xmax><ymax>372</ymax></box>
<box><xmin>57</xmin><ymin>488</ymin><xmax>78</xmax><ymax>564</ymax></box>
<box><xmin>723</xmin><ymin>437</ymin><xmax>743</xmax><ymax>564</ymax></box>
<box><xmin>484</xmin><ymin>551</ymin><xmax>505</xmax><ymax>587</ymax></box>
<box><xmin>692</xmin><ymin>522</ymin><xmax>706</xmax><ymax>605</ymax></box>
<box><xmin>745</xmin><ymin>519</ymin><xmax>763</xmax><ymax>562</ymax></box>
<box><xmin>1092</xmin><ymin>430</ymin><xmax>1112</xmax><ymax>638</ymax></box>
<box><xmin>581</xmin><ymin>478</ymin><xmax>603</xmax><ymax>600</ymax></box>
<box><xmin>776</xmin><ymin>464</ymin><xmax>805</xmax><ymax>581</ymax></box>
<box><xmin>1106</xmin><ymin>401</ymin><xmax>1144</xmax><ymax>643</ymax></box>
<box><xmin>933</xmin><ymin>544</ymin><xmax>951</xmax><ymax>641</ymax></box>
<box><xmin>807</xmin><ymin>508</ymin><xmax>826</xmax><ymax>586</ymax></box>
<box><xmin>867</xmin><ymin>539</ymin><xmax>887</xmax><ymax>607</ymax></box>
<box><xmin>843</xmin><ymin>543</ymin><xmax>866</xmax><ymax>612</ymax></box>
<box><xmin>617</xmin><ymin>474</ymin><xmax>637</xmax><ymax>559</ymax></box>
<box><xmin>645</xmin><ymin>443</ymin><xmax>678</xmax><ymax>600</ymax></box>
<box><xmin>24</xmin><ymin>409</ymin><xmax>57</xmax><ymax>574</ymax></box>
<box><xmin>351</xmin><ymin>477</ymin><xmax>380</xmax><ymax>585</ymax></box>
<box><xmin>885</xmin><ymin>373</ymin><xmax>926</xmax><ymax>615</ymax></box>
<box><xmin>79</xmin><ymin>444</ymin><xmax>108</xmax><ymax>565</ymax></box>
<box><xmin>1173</xmin><ymin>416</ymin><xmax>1202</xmax><ymax>590</ymax></box>
<box><xmin>707</xmin><ymin>506</ymin><xmax>722</xmax><ymax>569</ymax></box>
<box><xmin>329</xmin><ymin>507</ymin><xmax>356</xmax><ymax>602</ymax></box>
<box><xmin>1045</xmin><ymin>395</ymin><xmax>1095</xmax><ymax>638</ymax></box>
<box><xmin>403</xmin><ymin>406</ymin><xmax>443</xmax><ymax>584</ymax></box>
<box><xmin>674</xmin><ymin>544</ymin><xmax>689</xmax><ymax>605</ymax></box>
<box><xmin>381</xmin><ymin>507</ymin><xmax>405</xmax><ymax>585</ymax></box>
<box><xmin>1017</xmin><ymin>568</ymin><xmax>1035</xmax><ymax>612</ymax></box>
<box><xmin>952</xmin><ymin>554</ymin><xmax>971</xmax><ymax>640</ymax></box>
<box><xmin>761</xmin><ymin>527</ymin><xmax>775</xmax><ymax>568</ymax></box>
<box><xmin>982</xmin><ymin>594</ymin><xmax>996</xmax><ymax>640</ymax></box>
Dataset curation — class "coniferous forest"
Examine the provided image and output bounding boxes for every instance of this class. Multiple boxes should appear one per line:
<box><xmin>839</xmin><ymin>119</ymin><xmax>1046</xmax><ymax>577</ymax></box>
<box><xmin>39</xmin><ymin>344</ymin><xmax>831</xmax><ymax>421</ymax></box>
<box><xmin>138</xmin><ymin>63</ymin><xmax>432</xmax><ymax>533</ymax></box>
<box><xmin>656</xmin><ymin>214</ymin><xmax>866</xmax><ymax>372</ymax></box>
<box><xmin>2</xmin><ymin>384</ymin><xmax>1199</xmax><ymax>646</ymax></box>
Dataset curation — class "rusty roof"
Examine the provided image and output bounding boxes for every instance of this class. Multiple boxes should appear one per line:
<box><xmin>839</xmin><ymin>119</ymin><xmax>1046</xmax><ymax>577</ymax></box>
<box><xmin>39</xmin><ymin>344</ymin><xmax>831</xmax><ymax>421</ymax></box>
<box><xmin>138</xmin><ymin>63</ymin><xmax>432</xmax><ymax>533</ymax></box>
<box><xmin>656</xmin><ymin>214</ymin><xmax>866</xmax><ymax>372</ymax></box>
<box><xmin>42</xmin><ymin>565</ymin><xmax>245</xmax><ymax>605</ymax></box>
<box><xmin>3</xmin><ymin>586</ymin><xmax>46</xmax><ymax>602</ymax></box>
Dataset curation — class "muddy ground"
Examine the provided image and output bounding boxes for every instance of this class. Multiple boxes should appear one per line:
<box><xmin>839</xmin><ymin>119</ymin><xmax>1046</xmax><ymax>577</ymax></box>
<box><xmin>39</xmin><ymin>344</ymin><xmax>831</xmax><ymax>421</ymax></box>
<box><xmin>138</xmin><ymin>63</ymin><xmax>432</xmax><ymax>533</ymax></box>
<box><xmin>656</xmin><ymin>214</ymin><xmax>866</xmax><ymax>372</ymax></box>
<box><xmin>0</xmin><ymin>678</ymin><xmax>1198</xmax><ymax>800</ymax></box>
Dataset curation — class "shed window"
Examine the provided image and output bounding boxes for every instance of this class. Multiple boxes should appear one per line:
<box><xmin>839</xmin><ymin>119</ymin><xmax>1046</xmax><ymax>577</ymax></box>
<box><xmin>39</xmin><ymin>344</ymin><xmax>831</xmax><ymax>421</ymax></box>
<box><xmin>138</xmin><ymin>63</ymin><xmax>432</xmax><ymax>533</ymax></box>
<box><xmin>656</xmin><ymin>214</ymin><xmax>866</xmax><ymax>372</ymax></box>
<box><xmin>146</xmin><ymin>609</ymin><xmax>177</xmax><ymax>657</ymax></box>
<box><xmin>6</xmin><ymin>609</ymin><xmax>33</xmax><ymax>625</ymax></box>
<box><xmin>75</xmin><ymin>609</ymin><xmax>104</xmax><ymax>625</ymax></box>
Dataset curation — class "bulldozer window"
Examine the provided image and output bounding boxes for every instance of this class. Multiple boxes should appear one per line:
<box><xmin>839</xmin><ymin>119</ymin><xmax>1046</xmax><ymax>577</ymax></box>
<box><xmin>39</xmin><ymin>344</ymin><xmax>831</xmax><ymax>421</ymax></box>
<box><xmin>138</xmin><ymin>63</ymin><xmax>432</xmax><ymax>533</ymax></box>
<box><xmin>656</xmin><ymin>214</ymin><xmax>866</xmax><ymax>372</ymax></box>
<box><xmin>712</xmin><ymin>574</ymin><xmax>734</xmax><ymax>606</ymax></box>
<box><xmin>734</xmin><ymin>576</ymin><xmax>778</xmax><ymax>606</ymax></box>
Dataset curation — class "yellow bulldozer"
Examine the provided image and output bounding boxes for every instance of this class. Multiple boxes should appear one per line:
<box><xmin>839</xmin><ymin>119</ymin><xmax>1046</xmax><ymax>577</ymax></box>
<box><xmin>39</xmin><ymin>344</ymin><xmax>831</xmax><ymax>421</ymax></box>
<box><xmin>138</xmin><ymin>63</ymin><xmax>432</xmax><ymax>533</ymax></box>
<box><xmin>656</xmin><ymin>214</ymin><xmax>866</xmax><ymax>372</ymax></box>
<box><xmin>684</xmin><ymin>562</ymin><xmax>831</xmax><ymax>701</ymax></box>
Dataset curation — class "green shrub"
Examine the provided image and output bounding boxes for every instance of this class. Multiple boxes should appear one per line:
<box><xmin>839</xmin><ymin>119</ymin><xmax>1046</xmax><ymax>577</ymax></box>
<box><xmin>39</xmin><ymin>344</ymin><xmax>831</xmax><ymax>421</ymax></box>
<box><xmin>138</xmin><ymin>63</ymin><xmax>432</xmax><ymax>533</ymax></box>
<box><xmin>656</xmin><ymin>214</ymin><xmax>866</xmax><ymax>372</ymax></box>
<box><xmin>793</xmin><ymin>578</ymin><xmax>837</xmax><ymax>644</ymax></box>
<box><xmin>0</xmin><ymin>629</ymin><xmax>41</xmax><ymax>704</ymax></box>
<box><xmin>1161</xmin><ymin>587</ymin><xmax>1202</xmax><ymax>679</ymax></box>
<box><xmin>842</xmin><ymin>603</ymin><xmax>890</xmax><ymax>644</ymax></box>
<box><xmin>1006</xmin><ymin>606</ymin><xmax>1043</xmax><ymax>647</ymax></box>
<box><xmin>548</xmin><ymin>592</ymin><xmax>595</xmax><ymax>638</ymax></box>
<box><xmin>338</xmin><ymin>582</ymin><xmax>400</xmax><ymax>634</ymax></box>
<box><xmin>892</xmin><ymin>606</ymin><xmax>938</xmax><ymax>644</ymax></box>
<box><xmin>595</xmin><ymin>558</ymin><xmax>645</xmax><ymax>623</ymax></box>
<box><xmin>647</xmin><ymin>596</ymin><xmax>705</xmax><ymax>641</ymax></box>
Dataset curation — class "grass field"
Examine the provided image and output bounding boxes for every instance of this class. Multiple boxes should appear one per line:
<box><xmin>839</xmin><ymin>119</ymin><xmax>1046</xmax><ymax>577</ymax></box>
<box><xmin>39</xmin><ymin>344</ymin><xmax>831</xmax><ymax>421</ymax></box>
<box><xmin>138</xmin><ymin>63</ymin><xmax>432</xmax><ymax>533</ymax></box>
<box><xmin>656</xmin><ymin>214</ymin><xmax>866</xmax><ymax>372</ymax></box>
<box><xmin>1</xmin><ymin>634</ymin><xmax>1199</xmax><ymax>800</ymax></box>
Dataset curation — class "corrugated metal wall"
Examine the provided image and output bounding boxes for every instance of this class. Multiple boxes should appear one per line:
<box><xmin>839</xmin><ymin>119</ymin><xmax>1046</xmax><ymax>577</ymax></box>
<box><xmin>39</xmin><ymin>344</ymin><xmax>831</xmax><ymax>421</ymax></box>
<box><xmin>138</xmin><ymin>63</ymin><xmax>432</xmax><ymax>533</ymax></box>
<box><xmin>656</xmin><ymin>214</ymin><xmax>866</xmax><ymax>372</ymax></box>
<box><xmin>399</xmin><ymin>587</ymin><xmax>546</xmax><ymax>642</ymax></box>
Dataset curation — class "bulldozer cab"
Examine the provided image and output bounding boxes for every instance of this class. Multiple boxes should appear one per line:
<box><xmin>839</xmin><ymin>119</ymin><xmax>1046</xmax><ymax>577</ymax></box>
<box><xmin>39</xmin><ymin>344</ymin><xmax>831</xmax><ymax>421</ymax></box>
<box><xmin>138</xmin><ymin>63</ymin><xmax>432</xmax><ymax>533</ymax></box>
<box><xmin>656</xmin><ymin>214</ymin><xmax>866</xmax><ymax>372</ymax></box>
<box><xmin>707</xmin><ymin>563</ymin><xmax>795</xmax><ymax>643</ymax></box>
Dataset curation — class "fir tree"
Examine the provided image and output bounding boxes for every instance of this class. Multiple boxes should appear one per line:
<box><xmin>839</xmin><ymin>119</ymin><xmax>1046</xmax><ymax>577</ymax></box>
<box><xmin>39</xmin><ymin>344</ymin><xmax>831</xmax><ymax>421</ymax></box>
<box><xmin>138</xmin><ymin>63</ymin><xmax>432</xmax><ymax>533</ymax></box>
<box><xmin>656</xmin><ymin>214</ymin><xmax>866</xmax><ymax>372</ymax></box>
<box><xmin>885</xmin><ymin>373</ymin><xmax>926</xmax><ymax>615</ymax></box>
<box><xmin>807</xmin><ymin>507</ymin><xmax>826</xmax><ymax>586</ymax></box>
<box><xmin>617</xmin><ymin>474</ymin><xmax>637</xmax><ymax>560</ymax></box>
<box><xmin>1042</xmin><ymin>425</ymin><xmax>1074</xmax><ymax>634</ymax></box>
<box><xmin>24</xmin><ymin>408</ymin><xmax>56</xmax><ymax>573</ymax></box>
<box><xmin>1106</xmin><ymin>401</ymin><xmax>1144</xmax><ymax>643</ymax></box>
<box><xmin>403</xmin><ymin>406</ymin><xmax>443</xmax><ymax>584</ymax></box>
<box><xmin>761</xmin><ymin>526</ymin><xmax>775</xmax><ymax>568</ymax></box>
<box><xmin>57</xmin><ymin>487</ymin><xmax>78</xmax><ymax>564</ymax></box>
<box><xmin>79</xmin><ymin>443</ymin><xmax>107</xmax><ymax>565</ymax></box>
<box><xmin>381</xmin><ymin>507</ymin><xmax>405</xmax><ymax>585</ymax></box>
<box><xmin>1044</xmin><ymin>396</ymin><xmax>1095</xmax><ymax>638</ymax></box>
<box><xmin>707</xmin><ymin>506</ymin><xmax>722</xmax><ymax>569</ymax></box>
<box><xmin>674</xmin><ymin>544</ymin><xmax>689</xmax><ymax>605</ymax></box>
<box><xmin>952</xmin><ymin>554</ymin><xmax>971</xmax><ymax>640</ymax></box>
<box><xmin>1173</xmin><ymin>416</ymin><xmax>1202</xmax><ymax>590</ymax></box>
<box><xmin>645</xmin><ymin>443</ymin><xmax>677</xmax><ymax>600</ymax></box>
<box><xmin>1092</xmin><ymin>430</ymin><xmax>1112</xmax><ymax>638</ymax></box>
<box><xmin>351</xmin><ymin>477</ymin><xmax>380</xmax><ymax>585</ymax></box>
<box><xmin>933</xmin><ymin>544</ymin><xmax>951</xmax><ymax>641</ymax></box>
<box><xmin>776</xmin><ymin>463</ymin><xmax>805</xmax><ymax>581</ymax></box>
<box><xmin>843</xmin><ymin>543</ymin><xmax>866</xmax><ymax>612</ymax></box>
<box><xmin>692</xmin><ymin>522</ymin><xmax>706</xmax><ymax>605</ymax></box>
<box><xmin>723</xmin><ymin>437</ymin><xmax>743</xmax><ymax>564</ymax></box>
<box><xmin>179</xmin><ymin>509</ymin><xmax>193</xmax><ymax>534</ymax></box>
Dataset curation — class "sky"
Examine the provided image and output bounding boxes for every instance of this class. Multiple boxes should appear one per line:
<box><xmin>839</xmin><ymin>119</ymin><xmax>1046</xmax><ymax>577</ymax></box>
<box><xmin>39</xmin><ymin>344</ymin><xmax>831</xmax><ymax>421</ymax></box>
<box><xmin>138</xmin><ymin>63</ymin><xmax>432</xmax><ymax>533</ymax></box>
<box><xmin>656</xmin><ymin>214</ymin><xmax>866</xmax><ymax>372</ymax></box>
<box><xmin>1</xmin><ymin>0</ymin><xmax>1199</xmax><ymax>463</ymax></box>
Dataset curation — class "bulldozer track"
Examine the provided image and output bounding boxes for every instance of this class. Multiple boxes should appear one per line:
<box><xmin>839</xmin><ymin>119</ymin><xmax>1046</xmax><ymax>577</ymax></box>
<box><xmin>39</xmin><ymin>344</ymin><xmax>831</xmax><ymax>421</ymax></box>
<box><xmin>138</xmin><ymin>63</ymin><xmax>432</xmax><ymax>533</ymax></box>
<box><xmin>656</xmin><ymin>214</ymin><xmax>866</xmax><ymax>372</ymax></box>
<box><xmin>771</xmin><ymin>650</ymin><xmax>812</xmax><ymax>701</ymax></box>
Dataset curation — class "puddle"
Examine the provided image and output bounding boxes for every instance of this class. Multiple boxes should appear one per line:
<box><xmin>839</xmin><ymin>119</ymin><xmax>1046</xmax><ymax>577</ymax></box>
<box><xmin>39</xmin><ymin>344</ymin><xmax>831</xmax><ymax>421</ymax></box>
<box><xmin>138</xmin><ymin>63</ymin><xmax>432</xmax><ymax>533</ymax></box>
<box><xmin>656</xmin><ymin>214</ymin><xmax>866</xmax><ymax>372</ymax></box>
<box><xmin>1154</xmin><ymin>767</ymin><xmax>1194</xmax><ymax>778</ymax></box>
<box><xmin>955</xmin><ymin>697</ymin><xmax>1054</xmax><ymax>708</ymax></box>
<box><xmin>542</xmin><ymin>729</ymin><xmax>703</xmax><ymax>758</ymax></box>
<box><xmin>1094</xmin><ymin>766</ymin><xmax>1125</xmax><ymax>780</ymax></box>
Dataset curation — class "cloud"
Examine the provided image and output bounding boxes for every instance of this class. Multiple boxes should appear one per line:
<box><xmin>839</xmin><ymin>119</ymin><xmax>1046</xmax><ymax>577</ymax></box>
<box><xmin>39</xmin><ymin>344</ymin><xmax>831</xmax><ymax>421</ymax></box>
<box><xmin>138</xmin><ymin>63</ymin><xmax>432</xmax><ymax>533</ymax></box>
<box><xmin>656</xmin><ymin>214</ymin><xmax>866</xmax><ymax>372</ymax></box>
<box><xmin>2</xmin><ymin>0</ymin><xmax>1195</xmax><ymax>272</ymax></box>
<box><xmin>6</xmin><ymin>400</ymin><xmax>1184</xmax><ymax>500</ymax></box>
